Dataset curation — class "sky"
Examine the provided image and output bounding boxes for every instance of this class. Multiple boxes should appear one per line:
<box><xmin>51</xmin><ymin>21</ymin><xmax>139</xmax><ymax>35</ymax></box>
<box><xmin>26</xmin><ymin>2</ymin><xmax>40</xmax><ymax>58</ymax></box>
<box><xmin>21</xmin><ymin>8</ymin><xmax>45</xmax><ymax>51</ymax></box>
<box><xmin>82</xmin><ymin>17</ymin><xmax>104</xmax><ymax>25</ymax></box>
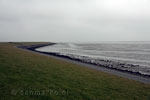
<box><xmin>0</xmin><ymin>0</ymin><xmax>150</xmax><ymax>42</ymax></box>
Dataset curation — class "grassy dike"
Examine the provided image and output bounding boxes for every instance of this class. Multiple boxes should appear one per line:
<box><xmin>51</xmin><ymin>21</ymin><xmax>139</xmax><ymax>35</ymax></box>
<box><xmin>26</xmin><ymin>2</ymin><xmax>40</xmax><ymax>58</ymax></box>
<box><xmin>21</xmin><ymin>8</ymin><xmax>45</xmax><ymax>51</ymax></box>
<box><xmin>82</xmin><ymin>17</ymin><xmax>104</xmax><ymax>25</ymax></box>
<box><xmin>0</xmin><ymin>43</ymin><xmax>150</xmax><ymax>100</ymax></box>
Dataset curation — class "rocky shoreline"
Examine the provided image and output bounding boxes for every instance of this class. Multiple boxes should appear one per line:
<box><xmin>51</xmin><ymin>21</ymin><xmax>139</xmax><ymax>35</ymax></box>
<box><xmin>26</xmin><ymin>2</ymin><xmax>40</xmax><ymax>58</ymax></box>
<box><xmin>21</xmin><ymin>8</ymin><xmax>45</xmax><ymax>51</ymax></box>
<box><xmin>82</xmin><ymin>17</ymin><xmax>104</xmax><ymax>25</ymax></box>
<box><xmin>18</xmin><ymin>43</ymin><xmax>150</xmax><ymax>78</ymax></box>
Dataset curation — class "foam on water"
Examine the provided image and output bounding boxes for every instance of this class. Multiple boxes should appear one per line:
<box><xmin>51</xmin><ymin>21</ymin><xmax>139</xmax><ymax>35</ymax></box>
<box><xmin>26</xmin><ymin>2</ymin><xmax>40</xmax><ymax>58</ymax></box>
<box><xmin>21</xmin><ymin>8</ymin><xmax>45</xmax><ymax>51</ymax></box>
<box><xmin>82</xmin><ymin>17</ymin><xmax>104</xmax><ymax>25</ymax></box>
<box><xmin>36</xmin><ymin>42</ymin><xmax>150</xmax><ymax>76</ymax></box>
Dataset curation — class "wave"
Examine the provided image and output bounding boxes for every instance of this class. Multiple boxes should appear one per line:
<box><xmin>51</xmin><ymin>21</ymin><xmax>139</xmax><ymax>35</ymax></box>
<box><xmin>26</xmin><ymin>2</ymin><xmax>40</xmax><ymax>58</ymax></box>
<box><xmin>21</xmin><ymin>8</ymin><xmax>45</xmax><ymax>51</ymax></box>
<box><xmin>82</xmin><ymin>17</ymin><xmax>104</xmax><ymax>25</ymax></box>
<box><xmin>55</xmin><ymin>52</ymin><xmax>150</xmax><ymax>76</ymax></box>
<box><xmin>36</xmin><ymin>43</ymin><xmax>150</xmax><ymax>76</ymax></box>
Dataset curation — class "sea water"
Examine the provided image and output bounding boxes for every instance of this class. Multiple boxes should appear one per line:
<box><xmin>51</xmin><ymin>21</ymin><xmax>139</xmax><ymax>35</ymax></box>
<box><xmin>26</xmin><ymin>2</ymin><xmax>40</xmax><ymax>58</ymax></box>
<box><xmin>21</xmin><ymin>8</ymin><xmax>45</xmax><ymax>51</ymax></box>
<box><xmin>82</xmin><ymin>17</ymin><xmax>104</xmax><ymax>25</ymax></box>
<box><xmin>36</xmin><ymin>42</ymin><xmax>150</xmax><ymax>76</ymax></box>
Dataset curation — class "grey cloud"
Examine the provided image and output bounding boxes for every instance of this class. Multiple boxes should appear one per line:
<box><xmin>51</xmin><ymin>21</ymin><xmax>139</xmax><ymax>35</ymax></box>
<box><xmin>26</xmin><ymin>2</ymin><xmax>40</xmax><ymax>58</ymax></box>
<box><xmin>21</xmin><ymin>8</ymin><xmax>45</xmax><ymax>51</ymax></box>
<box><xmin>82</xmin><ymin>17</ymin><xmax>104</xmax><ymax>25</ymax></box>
<box><xmin>0</xmin><ymin>0</ymin><xmax>150</xmax><ymax>42</ymax></box>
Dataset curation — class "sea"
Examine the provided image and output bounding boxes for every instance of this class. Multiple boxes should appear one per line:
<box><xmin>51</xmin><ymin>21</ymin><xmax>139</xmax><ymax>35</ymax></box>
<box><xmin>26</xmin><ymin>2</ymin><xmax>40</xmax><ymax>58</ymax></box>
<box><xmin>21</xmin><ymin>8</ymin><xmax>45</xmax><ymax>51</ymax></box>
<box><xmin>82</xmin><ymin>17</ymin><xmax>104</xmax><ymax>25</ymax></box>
<box><xmin>36</xmin><ymin>42</ymin><xmax>150</xmax><ymax>76</ymax></box>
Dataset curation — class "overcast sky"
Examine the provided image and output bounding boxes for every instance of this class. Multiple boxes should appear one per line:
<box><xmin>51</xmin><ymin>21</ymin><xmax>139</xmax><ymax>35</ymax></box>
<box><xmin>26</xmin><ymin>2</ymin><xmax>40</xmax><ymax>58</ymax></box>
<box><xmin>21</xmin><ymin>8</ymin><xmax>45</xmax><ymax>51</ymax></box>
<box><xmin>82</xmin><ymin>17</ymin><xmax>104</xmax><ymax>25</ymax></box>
<box><xmin>0</xmin><ymin>0</ymin><xmax>150</xmax><ymax>42</ymax></box>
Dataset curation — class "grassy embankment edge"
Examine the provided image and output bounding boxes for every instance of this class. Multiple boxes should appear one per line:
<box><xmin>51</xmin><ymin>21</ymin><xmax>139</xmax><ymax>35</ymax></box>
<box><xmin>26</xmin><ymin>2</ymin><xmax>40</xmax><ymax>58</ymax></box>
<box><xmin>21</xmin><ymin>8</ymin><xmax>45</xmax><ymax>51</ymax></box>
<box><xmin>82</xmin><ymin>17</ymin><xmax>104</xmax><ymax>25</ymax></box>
<box><xmin>0</xmin><ymin>42</ymin><xmax>150</xmax><ymax>100</ymax></box>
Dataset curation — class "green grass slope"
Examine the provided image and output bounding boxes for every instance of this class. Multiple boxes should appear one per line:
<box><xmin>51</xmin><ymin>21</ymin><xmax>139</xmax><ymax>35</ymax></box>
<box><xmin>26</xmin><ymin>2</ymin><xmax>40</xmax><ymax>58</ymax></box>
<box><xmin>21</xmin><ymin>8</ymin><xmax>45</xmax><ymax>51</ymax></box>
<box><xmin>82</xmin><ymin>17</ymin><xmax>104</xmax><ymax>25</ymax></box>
<box><xmin>0</xmin><ymin>43</ymin><xmax>150</xmax><ymax>100</ymax></box>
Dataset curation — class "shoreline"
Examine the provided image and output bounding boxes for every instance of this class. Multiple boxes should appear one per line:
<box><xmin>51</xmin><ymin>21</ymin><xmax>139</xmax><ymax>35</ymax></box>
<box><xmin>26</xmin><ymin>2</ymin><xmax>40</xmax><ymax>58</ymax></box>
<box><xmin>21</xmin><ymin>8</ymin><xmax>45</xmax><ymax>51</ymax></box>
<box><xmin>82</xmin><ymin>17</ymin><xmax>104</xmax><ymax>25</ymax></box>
<box><xmin>17</xmin><ymin>43</ymin><xmax>150</xmax><ymax>83</ymax></box>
